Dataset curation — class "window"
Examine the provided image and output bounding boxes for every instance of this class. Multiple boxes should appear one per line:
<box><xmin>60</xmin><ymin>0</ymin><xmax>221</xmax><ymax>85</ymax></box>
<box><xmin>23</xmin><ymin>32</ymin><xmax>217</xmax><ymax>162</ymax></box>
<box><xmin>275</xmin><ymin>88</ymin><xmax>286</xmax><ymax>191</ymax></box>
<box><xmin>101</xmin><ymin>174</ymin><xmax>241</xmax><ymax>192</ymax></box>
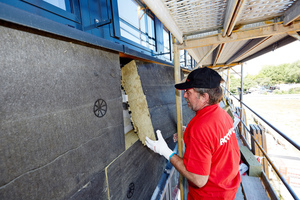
<box><xmin>180</xmin><ymin>50</ymin><xmax>185</xmax><ymax>68</ymax></box>
<box><xmin>43</xmin><ymin>0</ymin><xmax>70</xmax><ymax>11</ymax></box>
<box><xmin>8</xmin><ymin>0</ymin><xmax>82</xmax><ymax>27</ymax></box>
<box><xmin>117</xmin><ymin>0</ymin><xmax>156</xmax><ymax>50</ymax></box>
<box><xmin>186</xmin><ymin>54</ymin><xmax>192</xmax><ymax>69</ymax></box>
<box><xmin>2</xmin><ymin>0</ymin><xmax>173</xmax><ymax>63</ymax></box>
<box><xmin>163</xmin><ymin>27</ymin><xmax>171</xmax><ymax>60</ymax></box>
<box><xmin>179</xmin><ymin>50</ymin><xmax>195</xmax><ymax>69</ymax></box>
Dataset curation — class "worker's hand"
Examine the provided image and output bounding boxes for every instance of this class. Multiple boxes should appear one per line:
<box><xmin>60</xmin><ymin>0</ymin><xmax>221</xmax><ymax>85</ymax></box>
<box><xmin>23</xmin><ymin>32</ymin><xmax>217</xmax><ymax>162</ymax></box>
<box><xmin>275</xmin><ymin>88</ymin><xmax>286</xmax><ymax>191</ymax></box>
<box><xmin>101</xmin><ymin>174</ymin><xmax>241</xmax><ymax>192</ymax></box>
<box><xmin>145</xmin><ymin>130</ymin><xmax>173</xmax><ymax>161</ymax></box>
<box><xmin>173</xmin><ymin>126</ymin><xmax>186</xmax><ymax>142</ymax></box>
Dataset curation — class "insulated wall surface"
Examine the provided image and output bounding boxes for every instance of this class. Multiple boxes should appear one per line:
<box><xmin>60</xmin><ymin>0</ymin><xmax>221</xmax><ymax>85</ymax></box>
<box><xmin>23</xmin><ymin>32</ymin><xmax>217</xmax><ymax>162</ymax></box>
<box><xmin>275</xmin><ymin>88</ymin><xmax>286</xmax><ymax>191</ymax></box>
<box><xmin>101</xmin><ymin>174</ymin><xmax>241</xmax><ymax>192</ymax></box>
<box><xmin>106</xmin><ymin>141</ymin><xmax>165</xmax><ymax>200</ymax></box>
<box><xmin>136</xmin><ymin>61</ymin><xmax>195</xmax><ymax>141</ymax></box>
<box><xmin>0</xmin><ymin>25</ymin><xmax>124</xmax><ymax>199</ymax></box>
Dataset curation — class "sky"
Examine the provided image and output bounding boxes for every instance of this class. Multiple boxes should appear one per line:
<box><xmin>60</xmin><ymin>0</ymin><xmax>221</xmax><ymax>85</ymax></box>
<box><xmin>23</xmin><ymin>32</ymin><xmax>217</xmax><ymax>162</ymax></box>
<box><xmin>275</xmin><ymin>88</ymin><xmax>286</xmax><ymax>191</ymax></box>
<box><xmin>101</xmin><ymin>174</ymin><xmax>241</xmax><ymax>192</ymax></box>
<box><xmin>233</xmin><ymin>40</ymin><xmax>300</xmax><ymax>76</ymax></box>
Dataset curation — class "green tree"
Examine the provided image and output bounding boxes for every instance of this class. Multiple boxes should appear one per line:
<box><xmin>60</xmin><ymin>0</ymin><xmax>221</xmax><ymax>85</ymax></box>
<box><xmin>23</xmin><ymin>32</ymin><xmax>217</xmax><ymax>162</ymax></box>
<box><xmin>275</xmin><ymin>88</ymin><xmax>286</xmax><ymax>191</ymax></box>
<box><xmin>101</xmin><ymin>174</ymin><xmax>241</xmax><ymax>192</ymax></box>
<box><xmin>284</xmin><ymin>60</ymin><xmax>300</xmax><ymax>83</ymax></box>
<box><xmin>259</xmin><ymin>64</ymin><xmax>286</xmax><ymax>85</ymax></box>
<box><xmin>229</xmin><ymin>60</ymin><xmax>300</xmax><ymax>94</ymax></box>
<box><xmin>254</xmin><ymin>73</ymin><xmax>271</xmax><ymax>87</ymax></box>
<box><xmin>244</xmin><ymin>74</ymin><xmax>258</xmax><ymax>91</ymax></box>
<box><xmin>229</xmin><ymin>74</ymin><xmax>240</xmax><ymax>94</ymax></box>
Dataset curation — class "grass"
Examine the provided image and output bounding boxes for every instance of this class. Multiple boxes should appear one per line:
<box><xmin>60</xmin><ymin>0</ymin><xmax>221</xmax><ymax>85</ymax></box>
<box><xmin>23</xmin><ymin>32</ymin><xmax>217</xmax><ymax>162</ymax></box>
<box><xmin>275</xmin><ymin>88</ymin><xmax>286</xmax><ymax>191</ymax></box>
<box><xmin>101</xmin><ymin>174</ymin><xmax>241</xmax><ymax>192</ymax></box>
<box><xmin>273</xmin><ymin>87</ymin><xmax>300</xmax><ymax>94</ymax></box>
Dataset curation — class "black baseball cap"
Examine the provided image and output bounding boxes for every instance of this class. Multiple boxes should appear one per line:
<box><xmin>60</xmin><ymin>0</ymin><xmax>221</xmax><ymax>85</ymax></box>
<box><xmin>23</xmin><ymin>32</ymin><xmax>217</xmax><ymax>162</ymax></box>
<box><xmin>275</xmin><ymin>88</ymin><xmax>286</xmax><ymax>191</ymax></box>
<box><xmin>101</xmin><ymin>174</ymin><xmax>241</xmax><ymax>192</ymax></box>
<box><xmin>175</xmin><ymin>67</ymin><xmax>222</xmax><ymax>90</ymax></box>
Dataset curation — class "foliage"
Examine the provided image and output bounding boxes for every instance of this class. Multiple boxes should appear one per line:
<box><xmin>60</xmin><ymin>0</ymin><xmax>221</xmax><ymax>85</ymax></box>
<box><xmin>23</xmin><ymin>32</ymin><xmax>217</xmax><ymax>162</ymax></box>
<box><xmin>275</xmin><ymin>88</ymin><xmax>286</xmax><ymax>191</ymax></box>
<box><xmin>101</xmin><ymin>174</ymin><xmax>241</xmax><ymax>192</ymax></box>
<box><xmin>258</xmin><ymin>60</ymin><xmax>300</xmax><ymax>84</ymax></box>
<box><xmin>273</xmin><ymin>87</ymin><xmax>300</xmax><ymax>94</ymax></box>
<box><xmin>288</xmin><ymin>87</ymin><xmax>300</xmax><ymax>94</ymax></box>
<box><xmin>254</xmin><ymin>72</ymin><xmax>271</xmax><ymax>86</ymax></box>
<box><xmin>244</xmin><ymin>74</ymin><xmax>258</xmax><ymax>90</ymax></box>
<box><xmin>284</xmin><ymin>60</ymin><xmax>300</xmax><ymax>83</ymax></box>
<box><xmin>229</xmin><ymin>74</ymin><xmax>240</xmax><ymax>94</ymax></box>
<box><xmin>229</xmin><ymin>74</ymin><xmax>262</xmax><ymax>94</ymax></box>
<box><xmin>229</xmin><ymin>60</ymin><xmax>300</xmax><ymax>94</ymax></box>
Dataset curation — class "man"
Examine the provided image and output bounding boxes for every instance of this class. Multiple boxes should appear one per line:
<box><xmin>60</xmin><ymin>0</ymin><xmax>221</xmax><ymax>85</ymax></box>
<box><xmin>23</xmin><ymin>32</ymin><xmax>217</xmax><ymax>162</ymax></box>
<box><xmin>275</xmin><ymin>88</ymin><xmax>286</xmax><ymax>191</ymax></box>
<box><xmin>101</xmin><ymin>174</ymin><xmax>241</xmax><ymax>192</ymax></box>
<box><xmin>146</xmin><ymin>67</ymin><xmax>241</xmax><ymax>200</ymax></box>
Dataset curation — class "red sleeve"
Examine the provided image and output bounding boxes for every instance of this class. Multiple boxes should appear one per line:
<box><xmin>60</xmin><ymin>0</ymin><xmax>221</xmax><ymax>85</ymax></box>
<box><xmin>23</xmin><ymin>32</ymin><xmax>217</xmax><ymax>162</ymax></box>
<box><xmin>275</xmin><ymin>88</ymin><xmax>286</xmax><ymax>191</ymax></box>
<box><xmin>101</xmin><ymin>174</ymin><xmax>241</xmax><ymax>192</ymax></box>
<box><xmin>183</xmin><ymin>128</ymin><xmax>212</xmax><ymax>176</ymax></box>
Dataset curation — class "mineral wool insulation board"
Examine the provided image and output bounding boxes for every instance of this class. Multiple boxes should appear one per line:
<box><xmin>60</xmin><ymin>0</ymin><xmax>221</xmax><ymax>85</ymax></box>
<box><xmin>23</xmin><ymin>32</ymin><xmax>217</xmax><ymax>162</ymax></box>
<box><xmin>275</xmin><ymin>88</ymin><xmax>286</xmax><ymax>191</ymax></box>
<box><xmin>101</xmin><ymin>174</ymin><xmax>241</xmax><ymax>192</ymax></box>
<box><xmin>121</xmin><ymin>60</ymin><xmax>156</xmax><ymax>144</ymax></box>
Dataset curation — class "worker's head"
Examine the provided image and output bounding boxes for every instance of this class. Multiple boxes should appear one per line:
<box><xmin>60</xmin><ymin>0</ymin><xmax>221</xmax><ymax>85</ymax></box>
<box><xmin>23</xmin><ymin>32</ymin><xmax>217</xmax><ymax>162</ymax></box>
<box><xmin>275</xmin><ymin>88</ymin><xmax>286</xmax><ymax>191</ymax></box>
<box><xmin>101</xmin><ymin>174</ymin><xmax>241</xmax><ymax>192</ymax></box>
<box><xmin>175</xmin><ymin>67</ymin><xmax>223</xmax><ymax>111</ymax></box>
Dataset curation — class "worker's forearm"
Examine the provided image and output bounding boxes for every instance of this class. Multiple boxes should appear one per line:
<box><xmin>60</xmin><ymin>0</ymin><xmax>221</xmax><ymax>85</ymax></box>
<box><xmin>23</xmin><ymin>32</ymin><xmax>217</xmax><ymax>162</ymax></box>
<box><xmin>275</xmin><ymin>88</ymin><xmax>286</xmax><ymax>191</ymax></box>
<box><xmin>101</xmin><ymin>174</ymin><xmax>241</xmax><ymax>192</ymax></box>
<box><xmin>170</xmin><ymin>154</ymin><xmax>208</xmax><ymax>188</ymax></box>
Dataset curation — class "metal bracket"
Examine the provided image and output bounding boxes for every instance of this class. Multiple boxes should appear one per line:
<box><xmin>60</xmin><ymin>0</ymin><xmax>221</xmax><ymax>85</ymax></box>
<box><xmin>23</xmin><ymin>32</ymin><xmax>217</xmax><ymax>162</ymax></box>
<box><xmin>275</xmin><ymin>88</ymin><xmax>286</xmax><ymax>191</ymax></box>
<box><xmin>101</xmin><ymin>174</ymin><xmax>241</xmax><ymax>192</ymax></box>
<box><xmin>152</xmin><ymin>51</ymin><xmax>171</xmax><ymax>56</ymax></box>
<box><xmin>94</xmin><ymin>19</ymin><xmax>111</xmax><ymax>28</ymax></box>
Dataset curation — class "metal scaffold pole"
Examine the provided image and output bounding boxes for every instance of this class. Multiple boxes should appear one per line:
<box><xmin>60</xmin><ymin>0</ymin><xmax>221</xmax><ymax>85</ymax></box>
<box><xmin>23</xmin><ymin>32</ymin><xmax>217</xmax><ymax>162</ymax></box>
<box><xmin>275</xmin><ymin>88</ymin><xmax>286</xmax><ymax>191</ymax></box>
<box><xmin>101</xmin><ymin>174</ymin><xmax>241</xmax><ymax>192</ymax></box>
<box><xmin>240</xmin><ymin>63</ymin><xmax>244</xmax><ymax>137</ymax></box>
<box><xmin>227</xmin><ymin>68</ymin><xmax>230</xmax><ymax>99</ymax></box>
<box><xmin>240</xmin><ymin>63</ymin><xmax>248</xmax><ymax>142</ymax></box>
<box><xmin>172</xmin><ymin>35</ymin><xmax>184</xmax><ymax>200</ymax></box>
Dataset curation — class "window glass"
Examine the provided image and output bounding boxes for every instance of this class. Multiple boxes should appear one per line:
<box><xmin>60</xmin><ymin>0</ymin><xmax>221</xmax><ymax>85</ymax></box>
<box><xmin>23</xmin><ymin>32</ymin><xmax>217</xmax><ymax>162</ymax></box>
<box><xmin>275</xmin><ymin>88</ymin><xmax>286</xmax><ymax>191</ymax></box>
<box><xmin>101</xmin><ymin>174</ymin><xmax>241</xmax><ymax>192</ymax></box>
<box><xmin>117</xmin><ymin>0</ymin><xmax>156</xmax><ymax>51</ymax></box>
<box><xmin>120</xmin><ymin>21</ymin><xmax>140</xmax><ymax>44</ymax></box>
<box><xmin>43</xmin><ymin>0</ymin><xmax>66</xmax><ymax>10</ymax></box>
<box><xmin>180</xmin><ymin>50</ymin><xmax>185</xmax><ymax>68</ymax></box>
<box><xmin>140</xmin><ymin>12</ymin><xmax>146</xmax><ymax>33</ymax></box>
<box><xmin>148</xmin><ymin>16</ymin><xmax>154</xmax><ymax>38</ymax></box>
<box><xmin>163</xmin><ymin>27</ymin><xmax>170</xmax><ymax>59</ymax></box>
<box><xmin>147</xmin><ymin>16</ymin><xmax>155</xmax><ymax>50</ymax></box>
<box><xmin>186</xmin><ymin>54</ymin><xmax>192</xmax><ymax>69</ymax></box>
<box><xmin>118</xmin><ymin>0</ymin><xmax>139</xmax><ymax>28</ymax></box>
<box><xmin>141</xmin><ymin>34</ymin><xmax>147</xmax><ymax>47</ymax></box>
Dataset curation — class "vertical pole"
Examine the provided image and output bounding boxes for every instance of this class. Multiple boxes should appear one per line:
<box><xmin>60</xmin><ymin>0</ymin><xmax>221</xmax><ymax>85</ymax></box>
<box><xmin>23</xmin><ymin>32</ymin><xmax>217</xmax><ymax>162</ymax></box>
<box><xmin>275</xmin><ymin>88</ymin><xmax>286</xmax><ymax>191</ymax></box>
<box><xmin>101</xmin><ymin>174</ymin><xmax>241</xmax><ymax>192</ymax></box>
<box><xmin>221</xmin><ymin>72</ymin><xmax>226</xmax><ymax>100</ymax></box>
<box><xmin>172</xmin><ymin>35</ymin><xmax>184</xmax><ymax>200</ymax></box>
<box><xmin>240</xmin><ymin>63</ymin><xmax>244</xmax><ymax>137</ymax></box>
<box><xmin>227</xmin><ymin>68</ymin><xmax>230</xmax><ymax>99</ymax></box>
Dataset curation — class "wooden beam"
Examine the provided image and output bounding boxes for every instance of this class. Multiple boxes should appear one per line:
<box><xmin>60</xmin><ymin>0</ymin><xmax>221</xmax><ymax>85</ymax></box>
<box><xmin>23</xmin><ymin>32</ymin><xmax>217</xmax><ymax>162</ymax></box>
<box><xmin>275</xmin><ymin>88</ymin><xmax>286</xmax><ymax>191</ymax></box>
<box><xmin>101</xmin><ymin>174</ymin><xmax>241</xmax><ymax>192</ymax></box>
<box><xmin>288</xmin><ymin>31</ymin><xmax>300</xmax><ymax>40</ymax></box>
<box><xmin>225</xmin><ymin>0</ymin><xmax>247</xmax><ymax>36</ymax></box>
<box><xmin>226</xmin><ymin>36</ymin><xmax>272</xmax><ymax>65</ymax></box>
<box><xmin>240</xmin><ymin>35</ymin><xmax>297</xmax><ymax>63</ymax></box>
<box><xmin>205</xmin><ymin>62</ymin><xmax>240</xmax><ymax>69</ymax></box>
<box><xmin>186</xmin><ymin>49</ymin><xmax>201</xmax><ymax>63</ymax></box>
<box><xmin>143</xmin><ymin>0</ymin><xmax>183</xmax><ymax>43</ymax></box>
<box><xmin>283</xmin><ymin>0</ymin><xmax>300</xmax><ymax>25</ymax></box>
<box><xmin>222</xmin><ymin>0</ymin><xmax>239</xmax><ymax>37</ymax></box>
<box><xmin>213</xmin><ymin>43</ymin><xmax>225</xmax><ymax>66</ymax></box>
<box><xmin>195</xmin><ymin>44</ymin><xmax>219</xmax><ymax>68</ymax></box>
<box><xmin>173</xmin><ymin>35</ymin><xmax>184</xmax><ymax>200</ymax></box>
<box><xmin>178</xmin><ymin>21</ymin><xmax>300</xmax><ymax>49</ymax></box>
<box><xmin>240</xmin><ymin>145</ymin><xmax>262</xmax><ymax>177</ymax></box>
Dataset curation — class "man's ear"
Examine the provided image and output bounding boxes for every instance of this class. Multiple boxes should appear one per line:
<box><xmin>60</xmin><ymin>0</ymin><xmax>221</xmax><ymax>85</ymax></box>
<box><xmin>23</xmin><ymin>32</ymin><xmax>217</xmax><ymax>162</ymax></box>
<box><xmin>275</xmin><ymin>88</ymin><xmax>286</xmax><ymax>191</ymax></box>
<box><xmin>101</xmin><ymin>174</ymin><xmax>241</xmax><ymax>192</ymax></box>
<box><xmin>202</xmin><ymin>93</ymin><xmax>210</xmax><ymax>103</ymax></box>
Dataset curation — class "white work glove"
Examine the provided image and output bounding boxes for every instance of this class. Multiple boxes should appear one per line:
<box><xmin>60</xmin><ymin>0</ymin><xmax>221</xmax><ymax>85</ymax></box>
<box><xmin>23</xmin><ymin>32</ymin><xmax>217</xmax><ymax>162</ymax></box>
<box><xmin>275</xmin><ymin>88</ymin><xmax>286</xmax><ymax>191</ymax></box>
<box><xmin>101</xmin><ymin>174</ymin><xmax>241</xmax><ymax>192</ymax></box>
<box><xmin>145</xmin><ymin>130</ymin><xmax>174</xmax><ymax>161</ymax></box>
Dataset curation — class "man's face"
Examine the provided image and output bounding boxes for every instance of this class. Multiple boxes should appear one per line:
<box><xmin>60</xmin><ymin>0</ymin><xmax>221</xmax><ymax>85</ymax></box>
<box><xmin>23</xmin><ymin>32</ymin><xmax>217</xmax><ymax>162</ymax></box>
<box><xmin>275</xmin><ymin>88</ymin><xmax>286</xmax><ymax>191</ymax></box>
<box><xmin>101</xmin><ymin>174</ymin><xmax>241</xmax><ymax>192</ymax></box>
<box><xmin>183</xmin><ymin>88</ymin><xmax>204</xmax><ymax>112</ymax></box>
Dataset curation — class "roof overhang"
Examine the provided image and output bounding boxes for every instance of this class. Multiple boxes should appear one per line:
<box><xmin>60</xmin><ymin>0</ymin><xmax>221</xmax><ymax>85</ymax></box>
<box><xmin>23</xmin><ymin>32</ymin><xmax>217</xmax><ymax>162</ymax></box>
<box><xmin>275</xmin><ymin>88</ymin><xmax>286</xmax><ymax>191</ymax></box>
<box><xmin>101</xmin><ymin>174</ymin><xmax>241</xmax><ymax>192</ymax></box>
<box><xmin>143</xmin><ymin>0</ymin><xmax>300</xmax><ymax>70</ymax></box>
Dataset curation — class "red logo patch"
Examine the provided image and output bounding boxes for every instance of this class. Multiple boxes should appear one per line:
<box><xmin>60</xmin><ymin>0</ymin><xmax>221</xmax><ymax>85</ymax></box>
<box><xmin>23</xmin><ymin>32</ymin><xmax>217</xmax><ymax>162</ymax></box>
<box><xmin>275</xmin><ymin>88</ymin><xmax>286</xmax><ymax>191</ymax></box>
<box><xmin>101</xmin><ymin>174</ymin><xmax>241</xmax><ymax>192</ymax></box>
<box><xmin>186</xmin><ymin>79</ymin><xmax>189</xmax><ymax>82</ymax></box>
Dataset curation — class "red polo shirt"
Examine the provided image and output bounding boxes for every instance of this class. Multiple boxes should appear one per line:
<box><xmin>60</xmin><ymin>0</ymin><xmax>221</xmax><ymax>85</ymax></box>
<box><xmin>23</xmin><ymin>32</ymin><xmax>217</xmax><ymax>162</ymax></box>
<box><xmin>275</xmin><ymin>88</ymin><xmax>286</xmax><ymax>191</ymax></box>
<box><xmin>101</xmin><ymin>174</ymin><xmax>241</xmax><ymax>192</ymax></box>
<box><xmin>183</xmin><ymin>104</ymin><xmax>241</xmax><ymax>200</ymax></box>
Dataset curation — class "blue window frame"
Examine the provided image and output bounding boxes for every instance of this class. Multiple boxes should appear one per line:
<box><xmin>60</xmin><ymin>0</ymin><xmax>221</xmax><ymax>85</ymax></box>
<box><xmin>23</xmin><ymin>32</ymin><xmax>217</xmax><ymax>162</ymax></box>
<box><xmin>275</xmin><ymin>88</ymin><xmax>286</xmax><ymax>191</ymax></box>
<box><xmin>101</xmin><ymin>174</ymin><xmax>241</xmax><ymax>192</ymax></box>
<box><xmin>163</xmin><ymin>26</ymin><xmax>171</xmax><ymax>60</ymax></box>
<box><xmin>23</xmin><ymin>0</ymin><xmax>81</xmax><ymax>23</ymax></box>
<box><xmin>180</xmin><ymin>50</ymin><xmax>195</xmax><ymax>69</ymax></box>
<box><xmin>2</xmin><ymin>0</ymin><xmax>82</xmax><ymax>29</ymax></box>
<box><xmin>1</xmin><ymin>0</ymin><xmax>174</xmax><ymax>63</ymax></box>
